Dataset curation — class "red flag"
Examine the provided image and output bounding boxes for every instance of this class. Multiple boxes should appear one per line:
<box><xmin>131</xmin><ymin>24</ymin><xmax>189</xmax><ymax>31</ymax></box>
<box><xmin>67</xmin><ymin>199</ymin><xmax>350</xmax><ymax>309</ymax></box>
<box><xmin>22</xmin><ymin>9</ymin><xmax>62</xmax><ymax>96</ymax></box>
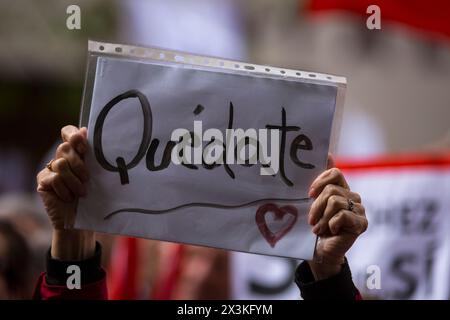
<box><xmin>336</xmin><ymin>152</ymin><xmax>450</xmax><ymax>171</ymax></box>
<box><xmin>151</xmin><ymin>244</ymin><xmax>184</xmax><ymax>300</ymax></box>
<box><xmin>307</xmin><ymin>0</ymin><xmax>450</xmax><ymax>40</ymax></box>
<box><xmin>108</xmin><ymin>237</ymin><xmax>139</xmax><ymax>300</ymax></box>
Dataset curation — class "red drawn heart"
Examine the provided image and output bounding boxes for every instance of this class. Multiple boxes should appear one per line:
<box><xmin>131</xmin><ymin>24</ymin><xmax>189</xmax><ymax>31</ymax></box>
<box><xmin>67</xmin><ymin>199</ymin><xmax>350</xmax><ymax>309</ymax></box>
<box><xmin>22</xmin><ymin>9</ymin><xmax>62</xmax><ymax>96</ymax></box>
<box><xmin>255</xmin><ymin>203</ymin><xmax>298</xmax><ymax>248</ymax></box>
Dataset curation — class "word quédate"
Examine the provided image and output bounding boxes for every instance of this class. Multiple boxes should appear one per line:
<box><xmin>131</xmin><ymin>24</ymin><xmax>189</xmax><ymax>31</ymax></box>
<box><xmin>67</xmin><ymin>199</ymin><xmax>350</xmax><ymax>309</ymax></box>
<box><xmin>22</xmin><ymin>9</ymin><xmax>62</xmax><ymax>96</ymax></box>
<box><xmin>93</xmin><ymin>90</ymin><xmax>315</xmax><ymax>187</ymax></box>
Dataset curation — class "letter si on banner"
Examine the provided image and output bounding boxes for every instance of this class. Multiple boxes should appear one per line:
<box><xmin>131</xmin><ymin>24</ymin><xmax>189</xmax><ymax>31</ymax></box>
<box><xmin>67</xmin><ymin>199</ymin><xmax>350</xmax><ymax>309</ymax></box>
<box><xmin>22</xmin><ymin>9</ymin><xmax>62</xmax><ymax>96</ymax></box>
<box><xmin>343</xmin><ymin>154</ymin><xmax>450</xmax><ymax>300</ymax></box>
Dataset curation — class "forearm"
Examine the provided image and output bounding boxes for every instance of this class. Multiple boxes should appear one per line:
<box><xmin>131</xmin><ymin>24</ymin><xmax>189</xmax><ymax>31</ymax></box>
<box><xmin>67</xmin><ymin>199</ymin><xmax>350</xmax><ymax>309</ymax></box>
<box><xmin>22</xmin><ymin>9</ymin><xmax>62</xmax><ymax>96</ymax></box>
<box><xmin>51</xmin><ymin>229</ymin><xmax>96</xmax><ymax>261</ymax></box>
<box><xmin>307</xmin><ymin>260</ymin><xmax>342</xmax><ymax>281</ymax></box>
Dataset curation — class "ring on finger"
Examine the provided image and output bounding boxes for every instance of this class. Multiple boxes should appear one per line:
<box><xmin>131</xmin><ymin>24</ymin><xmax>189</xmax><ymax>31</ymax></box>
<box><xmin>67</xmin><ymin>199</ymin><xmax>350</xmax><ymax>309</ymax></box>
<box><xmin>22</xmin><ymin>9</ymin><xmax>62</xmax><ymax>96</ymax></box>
<box><xmin>347</xmin><ymin>198</ymin><xmax>355</xmax><ymax>212</ymax></box>
<box><xmin>46</xmin><ymin>159</ymin><xmax>55</xmax><ymax>172</ymax></box>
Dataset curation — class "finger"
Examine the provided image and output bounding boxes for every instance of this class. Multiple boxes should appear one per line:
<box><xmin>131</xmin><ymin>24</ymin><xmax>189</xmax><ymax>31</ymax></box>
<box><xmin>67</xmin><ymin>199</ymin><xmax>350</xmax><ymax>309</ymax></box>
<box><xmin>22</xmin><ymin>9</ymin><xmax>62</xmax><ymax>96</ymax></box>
<box><xmin>36</xmin><ymin>168</ymin><xmax>53</xmax><ymax>192</ymax></box>
<box><xmin>313</xmin><ymin>196</ymin><xmax>365</xmax><ymax>235</ymax></box>
<box><xmin>61</xmin><ymin>125</ymin><xmax>78</xmax><ymax>143</ymax></box>
<box><xmin>308</xmin><ymin>184</ymin><xmax>361</xmax><ymax>225</ymax></box>
<box><xmin>80</xmin><ymin>127</ymin><xmax>87</xmax><ymax>139</ymax></box>
<box><xmin>327</xmin><ymin>153</ymin><xmax>335</xmax><ymax>169</ymax></box>
<box><xmin>42</xmin><ymin>171</ymin><xmax>73</xmax><ymax>202</ymax></box>
<box><xmin>52</xmin><ymin>158</ymin><xmax>86</xmax><ymax>197</ymax></box>
<box><xmin>61</xmin><ymin>125</ymin><xmax>88</xmax><ymax>154</ymax></box>
<box><xmin>328</xmin><ymin>210</ymin><xmax>368</xmax><ymax>236</ymax></box>
<box><xmin>309</xmin><ymin>167</ymin><xmax>349</xmax><ymax>198</ymax></box>
<box><xmin>55</xmin><ymin>142</ymin><xmax>89</xmax><ymax>182</ymax></box>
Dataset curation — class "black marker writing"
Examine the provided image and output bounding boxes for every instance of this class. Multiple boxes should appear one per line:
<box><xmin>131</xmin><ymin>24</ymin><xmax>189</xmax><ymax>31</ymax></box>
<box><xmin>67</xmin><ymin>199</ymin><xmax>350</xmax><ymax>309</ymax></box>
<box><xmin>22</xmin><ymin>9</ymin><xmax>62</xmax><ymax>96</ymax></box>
<box><xmin>93</xmin><ymin>90</ymin><xmax>315</xmax><ymax>187</ymax></box>
<box><xmin>93</xmin><ymin>90</ymin><xmax>152</xmax><ymax>185</ymax></box>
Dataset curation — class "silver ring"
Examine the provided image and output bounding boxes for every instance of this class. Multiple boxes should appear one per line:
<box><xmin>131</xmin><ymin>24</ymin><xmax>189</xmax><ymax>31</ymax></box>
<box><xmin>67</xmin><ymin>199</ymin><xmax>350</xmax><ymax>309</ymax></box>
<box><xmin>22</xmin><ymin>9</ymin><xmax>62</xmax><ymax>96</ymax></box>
<box><xmin>347</xmin><ymin>199</ymin><xmax>355</xmax><ymax>212</ymax></box>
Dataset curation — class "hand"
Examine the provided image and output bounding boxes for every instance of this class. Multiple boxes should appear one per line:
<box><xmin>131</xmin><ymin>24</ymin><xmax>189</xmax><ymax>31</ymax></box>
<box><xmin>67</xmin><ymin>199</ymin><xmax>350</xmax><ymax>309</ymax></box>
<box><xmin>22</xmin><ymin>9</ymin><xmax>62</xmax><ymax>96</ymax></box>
<box><xmin>306</xmin><ymin>155</ymin><xmax>368</xmax><ymax>280</ymax></box>
<box><xmin>36</xmin><ymin>125</ymin><xmax>95</xmax><ymax>261</ymax></box>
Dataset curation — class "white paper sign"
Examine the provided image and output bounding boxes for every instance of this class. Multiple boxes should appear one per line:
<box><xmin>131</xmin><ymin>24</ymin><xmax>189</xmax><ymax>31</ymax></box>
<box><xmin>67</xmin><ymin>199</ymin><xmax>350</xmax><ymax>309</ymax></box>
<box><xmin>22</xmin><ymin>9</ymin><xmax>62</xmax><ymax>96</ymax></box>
<box><xmin>75</xmin><ymin>41</ymin><xmax>344</xmax><ymax>259</ymax></box>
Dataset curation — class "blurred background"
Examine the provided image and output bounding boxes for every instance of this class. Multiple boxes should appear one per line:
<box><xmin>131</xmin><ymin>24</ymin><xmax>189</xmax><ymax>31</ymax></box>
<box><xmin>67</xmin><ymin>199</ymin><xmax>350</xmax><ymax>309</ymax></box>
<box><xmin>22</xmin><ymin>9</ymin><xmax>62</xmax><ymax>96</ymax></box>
<box><xmin>0</xmin><ymin>0</ymin><xmax>449</xmax><ymax>300</ymax></box>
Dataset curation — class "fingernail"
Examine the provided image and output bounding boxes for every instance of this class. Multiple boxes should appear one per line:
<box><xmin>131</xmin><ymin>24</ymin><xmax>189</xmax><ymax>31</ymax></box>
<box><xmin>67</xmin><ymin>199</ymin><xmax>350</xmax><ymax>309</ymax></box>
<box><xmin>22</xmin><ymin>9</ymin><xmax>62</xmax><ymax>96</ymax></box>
<box><xmin>81</xmin><ymin>128</ymin><xmax>88</xmax><ymax>139</ymax></box>
<box><xmin>312</xmin><ymin>224</ymin><xmax>320</xmax><ymax>234</ymax></box>
<box><xmin>308</xmin><ymin>188</ymin><xmax>315</xmax><ymax>197</ymax></box>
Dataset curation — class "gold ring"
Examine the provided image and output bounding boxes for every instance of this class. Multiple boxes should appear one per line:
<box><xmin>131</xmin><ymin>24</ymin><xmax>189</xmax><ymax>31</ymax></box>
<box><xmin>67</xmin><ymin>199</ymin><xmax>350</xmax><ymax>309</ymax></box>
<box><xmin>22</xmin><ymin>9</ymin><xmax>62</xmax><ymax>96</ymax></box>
<box><xmin>46</xmin><ymin>159</ymin><xmax>55</xmax><ymax>172</ymax></box>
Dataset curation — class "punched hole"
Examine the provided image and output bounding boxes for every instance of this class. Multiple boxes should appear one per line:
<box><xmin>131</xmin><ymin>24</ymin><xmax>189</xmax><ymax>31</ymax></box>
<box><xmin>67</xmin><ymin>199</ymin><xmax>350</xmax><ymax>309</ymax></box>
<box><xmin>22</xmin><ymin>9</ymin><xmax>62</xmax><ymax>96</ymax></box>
<box><xmin>175</xmin><ymin>55</ymin><xmax>185</xmax><ymax>62</ymax></box>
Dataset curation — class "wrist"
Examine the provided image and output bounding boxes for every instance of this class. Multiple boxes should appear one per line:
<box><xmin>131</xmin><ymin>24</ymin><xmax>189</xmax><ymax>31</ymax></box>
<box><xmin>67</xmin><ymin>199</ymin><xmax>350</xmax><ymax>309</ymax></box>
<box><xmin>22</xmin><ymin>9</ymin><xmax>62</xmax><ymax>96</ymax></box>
<box><xmin>308</xmin><ymin>258</ymin><xmax>344</xmax><ymax>281</ymax></box>
<box><xmin>51</xmin><ymin>229</ymin><xmax>96</xmax><ymax>261</ymax></box>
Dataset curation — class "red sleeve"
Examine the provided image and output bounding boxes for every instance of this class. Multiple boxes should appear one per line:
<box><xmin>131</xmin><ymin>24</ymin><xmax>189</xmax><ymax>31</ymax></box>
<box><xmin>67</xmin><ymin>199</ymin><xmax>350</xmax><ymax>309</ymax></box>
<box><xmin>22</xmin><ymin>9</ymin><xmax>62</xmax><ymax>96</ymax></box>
<box><xmin>33</xmin><ymin>270</ymin><xmax>108</xmax><ymax>300</ymax></box>
<box><xmin>33</xmin><ymin>243</ymin><xmax>108</xmax><ymax>300</ymax></box>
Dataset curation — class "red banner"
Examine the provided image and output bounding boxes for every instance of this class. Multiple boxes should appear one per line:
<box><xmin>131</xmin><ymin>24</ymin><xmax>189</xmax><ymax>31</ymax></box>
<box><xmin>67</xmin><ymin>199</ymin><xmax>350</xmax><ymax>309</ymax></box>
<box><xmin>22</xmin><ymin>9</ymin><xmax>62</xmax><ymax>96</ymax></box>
<box><xmin>307</xmin><ymin>0</ymin><xmax>450</xmax><ymax>40</ymax></box>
